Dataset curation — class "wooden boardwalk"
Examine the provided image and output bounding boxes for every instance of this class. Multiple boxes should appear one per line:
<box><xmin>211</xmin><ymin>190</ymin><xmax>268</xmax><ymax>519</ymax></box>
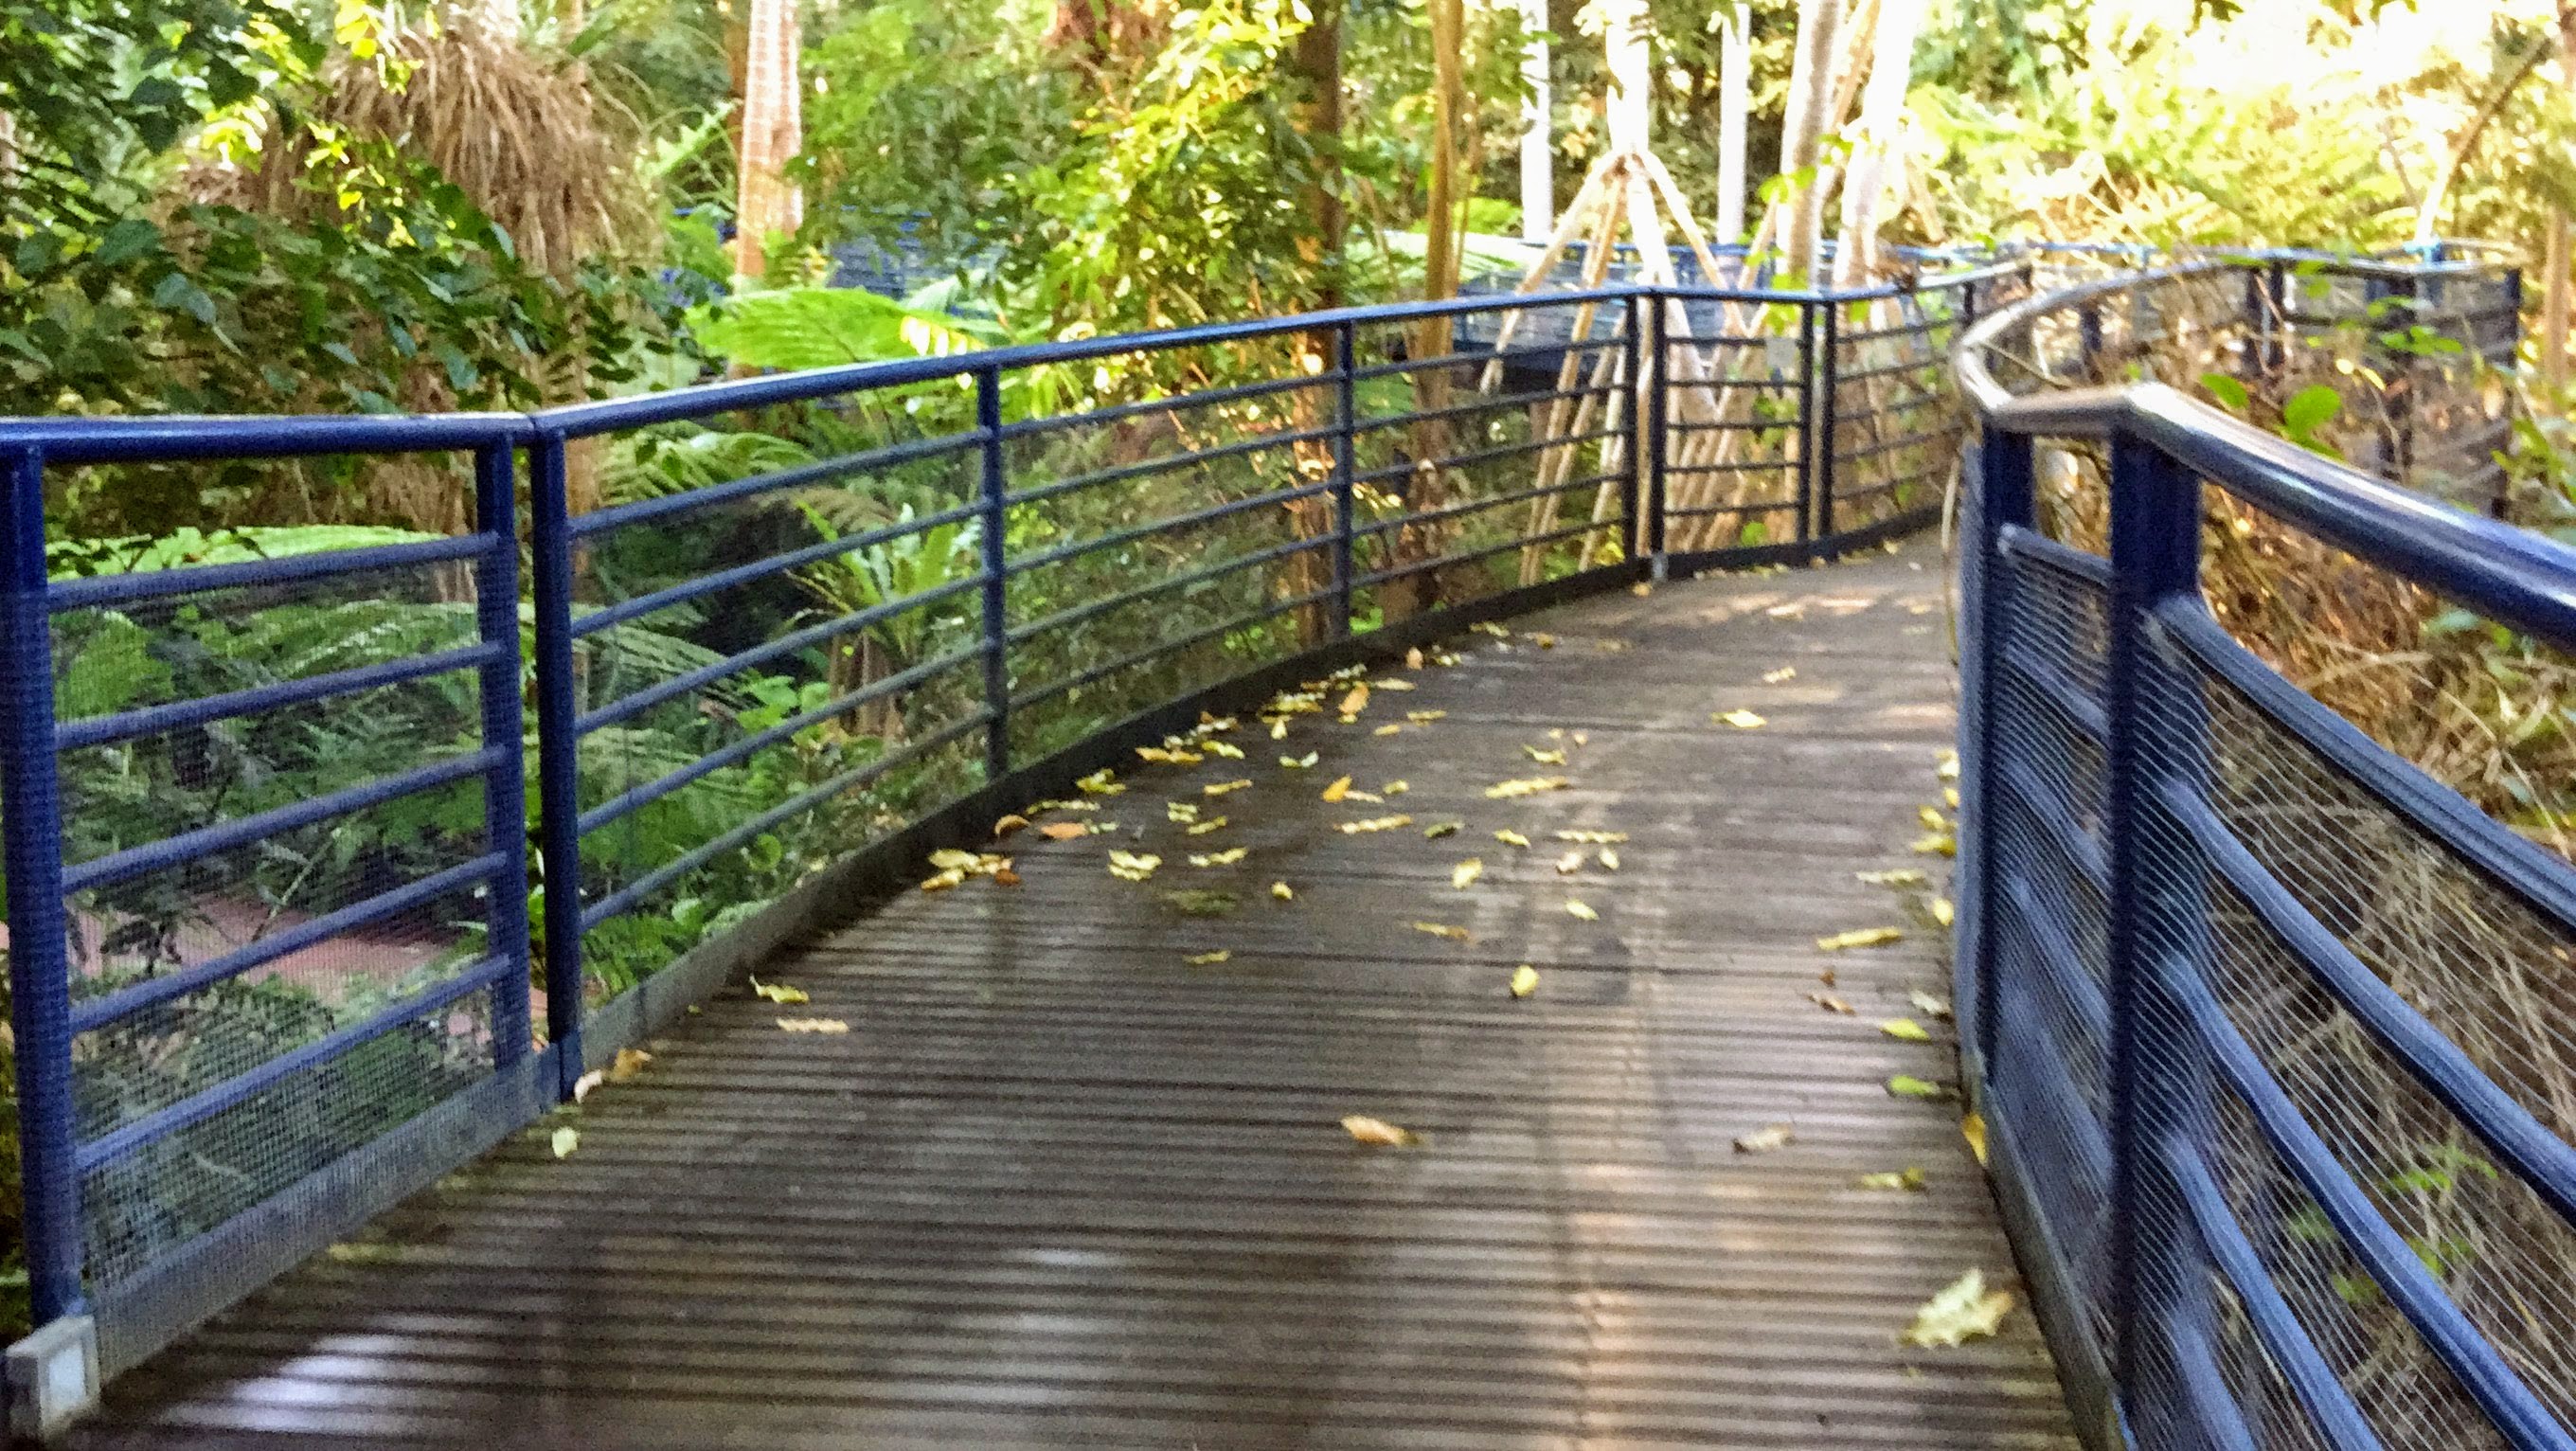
<box><xmin>66</xmin><ymin>541</ymin><xmax>2079</xmax><ymax>1450</ymax></box>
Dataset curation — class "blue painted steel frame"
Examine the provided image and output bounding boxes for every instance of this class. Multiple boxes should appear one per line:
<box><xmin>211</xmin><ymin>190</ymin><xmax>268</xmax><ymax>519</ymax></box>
<box><xmin>1959</xmin><ymin>250</ymin><xmax>2576</xmax><ymax>1451</ymax></box>
<box><xmin>0</xmin><ymin>244</ymin><xmax>2459</xmax><ymax>1401</ymax></box>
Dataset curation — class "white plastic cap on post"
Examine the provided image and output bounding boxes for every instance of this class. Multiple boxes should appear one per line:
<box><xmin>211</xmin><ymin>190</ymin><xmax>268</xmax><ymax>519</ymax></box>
<box><xmin>6</xmin><ymin>1315</ymin><xmax>100</xmax><ymax>1442</ymax></box>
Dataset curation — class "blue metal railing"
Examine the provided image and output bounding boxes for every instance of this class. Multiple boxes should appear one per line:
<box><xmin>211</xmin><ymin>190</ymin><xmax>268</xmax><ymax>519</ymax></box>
<box><xmin>0</xmin><ymin>264</ymin><xmax>2012</xmax><ymax>1398</ymax></box>
<box><xmin>1957</xmin><ymin>252</ymin><xmax>2576</xmax><ymax>1448</ymax></box>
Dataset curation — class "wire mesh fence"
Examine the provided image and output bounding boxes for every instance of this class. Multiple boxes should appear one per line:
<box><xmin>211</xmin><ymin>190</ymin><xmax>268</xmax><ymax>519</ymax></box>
<box><xmin>1958</xmin><ymin>247</ymin><xmax>2576</xmax><ymax>1451</ymax></box>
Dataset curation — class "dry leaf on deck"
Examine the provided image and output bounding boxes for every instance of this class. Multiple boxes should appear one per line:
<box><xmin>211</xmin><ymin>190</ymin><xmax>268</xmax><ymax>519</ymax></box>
<box><xmin>1565</xmin><ymin>900</ymin><xmax>1599</xmax><ymax>922</ymax></box>
<box><xmin>1881</xmin><ymin>1018</ymin><xmax>1933</xmax><ymax>1042</ymax></box>
<box><xmin>1185</xmin><ymin>950</ymin><xmax>1232</xmax><ymax>966</ymax></box>
<box><xmin>1524</xmin><ymin>744</ymin><xmax>1568</xmax><ymax>764</ymax></box>
<box><xmin>607</xmin><ymin>1048</ymin><xmax>653</xmax><ymax>1082</ymax></box>
<box><xmin>1342</xmin><ymin>1115</ymin><xmax>1419</xmax><ymax>1146</ymax></box>
<box><xmin>1494</xmin><ymin>829</ymin><xmax>1531</xmax><ymax>848</ymax></box>
<box><xmin>1321</xmin><ymin>776</ymin><xmax>1353</xmax><ymax>802</ymax></box>
<box><xmin>1452</xmin><ymin>858</ymin><xmax>1484</xmax><ymax>889</ymax></box>
<box><xmin>1339</xmin><ymin>815</ymin><xmax>1413</xmax><ymax>834</ymax></box>
<box><xmin>1272</xmin><ymin>881</ymin><xmax>1296</xmax><ymax>902</ymax></box>
<box><xmin>1407</xmin><ymin>709</ymin><xmax>1447</xmax><ymax>725</ymax></box>
<box><xmin>1413</xmin><ymin>922</ymin><xmax>1472</xmax><ymax>941</ymax></box>
<box><xmin>1962</xmin><ymin>1113</ymin><xmax>1990</xmax><ymax>1165</ymax></box>
<box><xmin>1598</xmin><ymin>848</ymin><xmax>1620</xmax><ymax>871</ymax></box>
<box><xmin>1904</xmin><ymin>1269</ymin><xmax>2015</xmax><ymax>1348</ymax></box>
<box><xmin>1762</xmin><ymin>666</ymin><xmax>1798</xmax><ymax>684</ymax></box>
<box><xmin>1108</xmin><ymin>851</ymin><xmax>1163</xmax><ymax>882</ymax></box>
<box><xmin>1281</xmin><ymin>751</ymin><xmax>1319</xmax><ymax>769</ymax></box>
<box><xmin>1185</xmin><ymin>817</ymin><xmax>1229</xmax><ymax>836</ymax></box>
<box><xmin>1338</xmin><ymin>683</ymin><xmax>1370</xmax><ymax>717</ymax></box>
<box><xmin>778</xmin><ymin>1017</ymin><xmax>850</xmax><ymax>1034</ymax></box>
<box><xmin>1733</xmin><ymin>1124</ymin><xmax>1795</xmax><ymax>1154</ymax></box>
<box><xmin>1206</xmin><ymin>779</ymin><xmax>1252</xmax><ymax>797</ymax></box>
<box><xmin>1510</xmin><ymin>965</ymin><xmax>1540</xmax><ymax>998</ymax></box>
<box><xmin>1076</xmin><ymin>768</ymin><xmax>1125</xmax><ymax>796</ymax></box>
<box><xmin>1556</xmin><ymin>830</ymin><xmax>1627</xmax><ymax>844</ymax></box>
<box><xmin>1204</xmin><ymin>740</ymin><xmax>1244</xmax><ymax>760</ymax></box>
<box><xmin>1382</xmin><ymin>780</ymin><xmax>1409</xmax><ymax>796</ymax></box>
<box><xmin>1910</xmin><ymin>990</ymin><xmax>1954</xmax><ymax>1019</ymax></box>
<box><xmin>1168</xmin><ymin>801</ymin><xmax>1200</xmax><ymax>823</ymax></box>
<box><xmin>1374</xmin><ymin>678</ymin><xmax>1415</xmax><ymax>691</ymax></box>
<box><xmin>1554</xmin><ymin>851</ymin><xmax>1584</xmax><ymax>874</ymax></box>
<box><xmin>750</xmin><ymin>977</ymin><xmax>808</xmax><ymax>1005</ymax></box>
<box><xmin>1911</xmin><ymin>833</ymin><xmax>1958</xmax><ymax>857</ymax></box>
<box><xmin>1715</xmin><ymin>709</ymin><xmax>1767</xmax><ymax>729</ymax></box>
<box><xmin>1919</xmin><ymin>805</ymin><xmax>1950</xmax><ymax>831</ymax></box>
<box><xmin>1816</xmin><ymin>926</ymin><xmax>1905</xmax><ymax>951</ymax></box>
<box><xmin>1938</xmin><ymin>750</ymin><xmax>1961</xmax><ymax>779</ymax></box>
<box><xmin>1373</xmin><ymin>724</ymin><xmax>1403</xmax><ymax>736</ymax></box>
<box><xmin>1485</xmin><ymin>777</ymin><xmax>1569</xmax><ymax>799</ymax></box>
<box><xmin>920</xmin><ymin>867</ymin><xmax>967</xmax><ymax>891</ymax></box>
<box><xmin>1039</xmin><ymin>821</ymin><xmax>1091</xmax><ymax>840</ymax></box>
<box><xmin>1810</xmin><ymin>992</ymin><xmax>1855</xmax><ymax>1014</ymax></box>
<box><xmin>1929</xmin><ymin>897</ymin><xmax>1956</xmax><ymax>927</ymax></box>
<box><xmin>993</xmin><ymin>814</ymin><xmax>1030</xmax><ymax>837</ymax></box>
<box><xmin>1858</xmin><ymin>1167</ymin><xmax>1928</xmax><ymax>1191</ymax></box>
<box><xmin>1424</xmin><ymin>821</ymin><xmax>1461</xmax><ymax>839</ymax></box>
<box><xmin>1189</xmin><ymin>848</ymin><xmax>1248</xmax><ymax>868</ymax></box>
<box><xmin>551</xmin><ymin>1126</ymin><xmax>580</xmax><ymax>1158</ymax></box>
<box><xmin>1887</xmin><ymin>1075</ymin><xmax>1952</xmax><ymax>1100</ymax></box>
<box><xmin>1857</xmin><ymin>868</ymin><xmax>1926</xmax><ymax>887</ymax></box>
<box><xmin>1405</xmin><ymin>647</ymin><xmax>1425</xmax><ymax>670</ymax></box>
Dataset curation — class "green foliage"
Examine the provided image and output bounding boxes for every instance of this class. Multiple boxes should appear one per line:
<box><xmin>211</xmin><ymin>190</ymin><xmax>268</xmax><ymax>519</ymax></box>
<box><xmin>689</xmin><ymin>286</ymin><xmax>995</xmax><ymax>372</ymax></box>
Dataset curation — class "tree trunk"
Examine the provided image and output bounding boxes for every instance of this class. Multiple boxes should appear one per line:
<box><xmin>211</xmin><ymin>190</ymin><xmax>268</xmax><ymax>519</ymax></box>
<box><xmin>1602</xmin><ymin>0</ymin><xmax>1651</xmax><ymax>158</ymax></box>
<box><xmin>1779</xmin><ymin>0</ymin><xmax>1842</xmax><ymax>282</ymax></box>
<box><xmin>1716</xmin><ymin>3</ymin><xmax>1752</xmax><ymax>249</ymax></box>
<box><xmin>1833</xmin><ymin>0</ymin><xmax>1924</xmax><ymax>287</ymax></box>
<box><xmin>2545</xmin><ymin>6</ymin><xmax>2576</xmax><ymax>399</ymax></box>
<box><xmin>734</xmin><ymin>0</ymin><xmax>802</xmax><ymax>283</ymax></box>
<box><xmin>1383</xmin><ymin>0</ymin><xmax>1469</xmax><ymax>624</ymax></box>
<box><xmin>1282</xmin><ymin>2</ymin><xmax>1348</xmax><ymax>640</ymax></box>
<box><xmin>1516</xmin><ymin>0</ymin><xmax>1551</xmax><ymax>242</ymax></box>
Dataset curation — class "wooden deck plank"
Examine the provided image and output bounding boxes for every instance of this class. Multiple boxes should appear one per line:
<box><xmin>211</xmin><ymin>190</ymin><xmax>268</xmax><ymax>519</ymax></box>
<box><xmin>65</xmin><ymin>540</ymin><xmax>2079</xmax><ymax>1450</ymax></box>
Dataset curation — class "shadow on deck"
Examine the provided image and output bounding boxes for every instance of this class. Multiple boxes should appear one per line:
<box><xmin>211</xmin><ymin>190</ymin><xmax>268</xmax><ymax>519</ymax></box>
<box><xmin>64</xmin><ymin>542</ymin><xmax>2077</xmax><ymax>1450</ymax></box>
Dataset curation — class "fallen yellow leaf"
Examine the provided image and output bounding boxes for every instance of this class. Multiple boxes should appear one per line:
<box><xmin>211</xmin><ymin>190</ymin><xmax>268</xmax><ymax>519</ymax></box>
<box><xmin>1944</xmin><ymin>785</ymin><xmax>1960</xmax><ymax>809</ymax></box>
<box><xmin>1373</xmin><ymin>724</ymin><xmax>1403</xmax><ymax>736</ymax></box>
<box><xmin>1524</xmin><ymin>744</ymin><xmax>1568</xmax><ymax>764</ymax></box>
<box><xmin>1858</xmin><ymin>1167</ymin><xmax>1928</xmax><ymax>1191</ymax></box>
<box><xmin>1762</xmin><ymin>666</ymin><xmax>1798</xmax><ymax>684</ymax></box>
<box><xmin>1185</xmin><ymin>816</ymin><xmax>1229</xmax><ymax>835</ymax></box>
<box><xmin>1204</xmin><ymin>740</ymin><xmax>1244</xmax><ymax>760</ymax></box>
<box><xmin>1188</xmin><ymin>848</ymin><xmax>1248</xmax><ymax>867</ymax></box>
<box><xmin>1185</xmin><ymin>949</ymin><xmax>1231</xmax><ymax>966</ymax></box>
<box><xmin>1554</xmin><ymin>830</ymin><xmax>1627</xmax><ymax>844</ymax></box>
<box><xmin>1554</xmin><ymin>851</ymin><xmax>1584</xmax><ymax>874</ymax></box>
<box><xmin>1413</xmin><ymin>922</ymin><xmax>1472</xmax><ymax>941</ymax></box>
<box><xmin>1167</xmin><ymin>801</ymin><xmax>1200</xmax><ymax>823</ymax></box>
<box><xmin>551</xmin><ymin>1126</ymin><xmax>579</xmax><ymax>1158</ymax></box>
<box><xmin>1905</xmin><ymin>1269</ymin><xmax>2015</xmax><ymax>1347</ymax></box>
<box><xmin>1938</xmin><ymin>749</ymin><xmax>1960</xmax><ymax>779</ymax></box>
<box><xmin>1076</xmin><ymin>768</ymin><xmax>1125</xmax><ymax>796</ymax></box>
<box><xmin>1857</xmin><ymin>868</ymin><xmax>1927</xmax><ymax>887</ymax></box>
<box><xmin>1715</xmin><ymin>709</ymin><xmax>1767</xmax><ymax>729</ymax></box>
<box><xmin>1734</xmin><ymin>1123</ymin><xmax>1795</xmax><ymax>1154</ymax></box>
<box><xmin>1108</xmin><ymin>851</ymin><xmax>1163</xmax><ymax>882</ymax></box>
<box><xmin>1271</xmin><ymin>720</ymin><xmax>1289</xmax><ymax>739</ymax></box>
<box><xmin>1565</xmin><ymin>900</ymin><xmax>1599</xmax><ymax>921</ymax></box>
<box><xmin>1930</xmin><ymin>896</ymin><xmax>1956</xmax><ymax>927</ymax></box>
<box><xmin>607</xmin><ymin>1048</ymin><xmax>653</xmax><ymax>1082</ymax></box>
<box><xmin>1911</xmin><ymin>989</ymin><xmax>1954</xmax><ymax>1019</ymax></box>
<box><xmin>1272</xmin><ymin>881</ymin><xmax>1296</xmax><ymax>902</ymax></box>
<box><xmin>1452</xmin><ymin>858</ymin><xmax>1484</xmax><ymax>889</ymax></box>
<box><xmin>1405</xmin><ymin>646</ymin><xmax>1425</xmax><ymax>670</ymax></box>
<box><xmin>993</xmin><ymin>814</ymin><xmax>1031</xmax><ymax>837</ymax></box>
<box><xmin>1424</xmin><ymin>821</ymin><xmax>1462</xmax><ymax>839</ymax></box>
<box><xmin>1962</xmin><ymin>1113</ymin><xmax>1989</xmax><ymax>1165</ymax></box>
<box><xmin>1338</xmin><ymin>683</ymin><xmax>1369</xmax><ymax>716</ymax></box>
<box><xmin>1321</xmin><ymin>776</ymin><xmax>1353</xmax><ymax>802</ymax></box>
<box><xmin>1374</xmin><ymin>678</ymin><xmax>1416</xmax><ymax>691</ymax></box>
<box><xmin>1881</xmin><ymin>1018</ymin><xmax>1933</xmax><ymax>1042</ymax></box>
<box><xmin>1474</xmin><ymin>621</ymin><xmax>1511</xmax><ymax>637</ymax></box>
<box><xmin>1598</xmin><ymin>847</ymin><xmax>1620</xmax><ymax>871</ymax></box>
<box><xmin>1039</xmin><ymin>820</ymin><xmax>1091</xmax><ymax>841</ymax></box>
<box><xmin>1919</xmin><ymin>805</ymin><xmax>1950</xmax><ymax>831</ymax></box>
<box><xmin>1494</xmin><ymin>829</ymin><xmax>1531</xmax><ymax>848</ymax></box>
<box><xmin>1810</xmin><ymin>992</ymin><xmax>1855</xmax><ymax>1014</ymax></box>
<box><xmin>1406</xmin><ymin>709</ymin><xmax>1446</xmax><ymax>725</ymax></box>
<box><xmin>1280</xmin><ymin>751</ymin><xmax>1319</xmax><ymax>769</ymax></box>
<box><xmin>1510</xmin><ymin>964</ymin><xmax>1539</xmax><ymax>997</ymax></box>
<box><xmin>920</xmin><ymin>867</ymin><xmax>967</xmax><ymax>892</ymax></box>
<box><xmin>1339</xmin><ymin>815</ymin><xmax>1413</xmax><ymax>833</ymax></box>
<box><xmin>777</xmin><ymin>1017</ymin><xmax>850</xmax><ymax>1033</ymax></box>
<box><xmin>1911</xmin><ymin>833</ymin><xmax>1959</xmax><ymax>856</ymax></box>
<box><xmin>1342</xmin><ymin>1115</ymin><xmax>1419</xmax><ymax>1146</ymax></box>
<box><xmin>1381</xmin><ymin>780</ymin><xmax>1408</xmax><ymax>796</ymax></box>
<box><xmin>1523</xmin><ymin>631</ymin><xmax>1555</xmax><ymax>649</ymax></box>
<box><xmin>1817</xmin><ymin>926</ymin><xmax>1905</xmax><ymax>951</ymax></box>
<box><xmin>1485</xmin><ymin>777</ymin><xmax>1570</xmax><ymax>799</ymax></box>
<box><xmin>749</xmin><ymin>977</ymin><xmax>808</xmax><ymax>1005</ymax></box>
<box><xmin>1205</xmin><ymin>779</ymin><xmax>1252</xmax><ymax>796</ymax></box>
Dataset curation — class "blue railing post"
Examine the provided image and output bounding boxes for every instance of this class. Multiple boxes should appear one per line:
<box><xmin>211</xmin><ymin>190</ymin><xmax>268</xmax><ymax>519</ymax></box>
<box><xmin>527</xmin><ymin>428</ymin><xmax>586</xmax><ymax>1096</ymax></box>
<box><xmin>2103</xmin><ymin>428</ymin><xmax>2218</xmax><ymax>1447</ymax></box>
<box><xmin>975</xmin><ymin>367</ymin><xmax>1011</xmax><ymax>783</ymax></box>
<box><xmin>1817</xmin><ymin>297</ymin><xmax>1842</xmax><ymax>541</ymax></box>
<box><xmin>1961</xmin><ymin>427</ymin><xmax>2033</xmax><ymax>1081</ymax></box>
<box><xmin>1</xmin><ymin>445</ymin><xmax>84</xmax><ymax>1328</ymax></box>
<box><xmin>1794</xmin><ymin>300</ymin><xmax>1819</xmax><ymax>545</ymax></box>
<box><xmin>1644</xmin><ymin>292</ymin><xmax>1669</xmax><ymax>577</ymax></box>
<box><xmin>471</xmin><ymin>442</ymin><xmax>535</xmax><ymax>1071</ymax></box>
<box><xmin>1331</xmin><ymin>320</ymin><xmax>1357</xmax><ymax>636</ymax></box>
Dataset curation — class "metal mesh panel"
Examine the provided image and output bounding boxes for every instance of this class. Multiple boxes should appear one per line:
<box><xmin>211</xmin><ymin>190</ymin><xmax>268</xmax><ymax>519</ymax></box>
<box><xmin>79</xmin><ymin>983</ymin><xmax>497</xmax><ymax>1287</ymax></box>
<box><xmin>1986</xmin><ymin>539</ymin><xmax>2117</xmax><ymax>1340</ymax></box>
<box><xmin>1828</xmin><ymin>289</ymin><xmax>1966</xmax><ymax>531</ymax></box>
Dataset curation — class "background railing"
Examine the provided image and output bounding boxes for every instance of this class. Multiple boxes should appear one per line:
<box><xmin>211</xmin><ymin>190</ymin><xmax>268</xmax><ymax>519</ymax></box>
<box><xmin>0</xmin><ymin>262</ymin><xmax>2019</xmax><ymax>1398</ymax></box>
<box><xmin>1956</xmin><ymin>251</ymin><xmax>2576</xmax><ymax>1449</ymax></box>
